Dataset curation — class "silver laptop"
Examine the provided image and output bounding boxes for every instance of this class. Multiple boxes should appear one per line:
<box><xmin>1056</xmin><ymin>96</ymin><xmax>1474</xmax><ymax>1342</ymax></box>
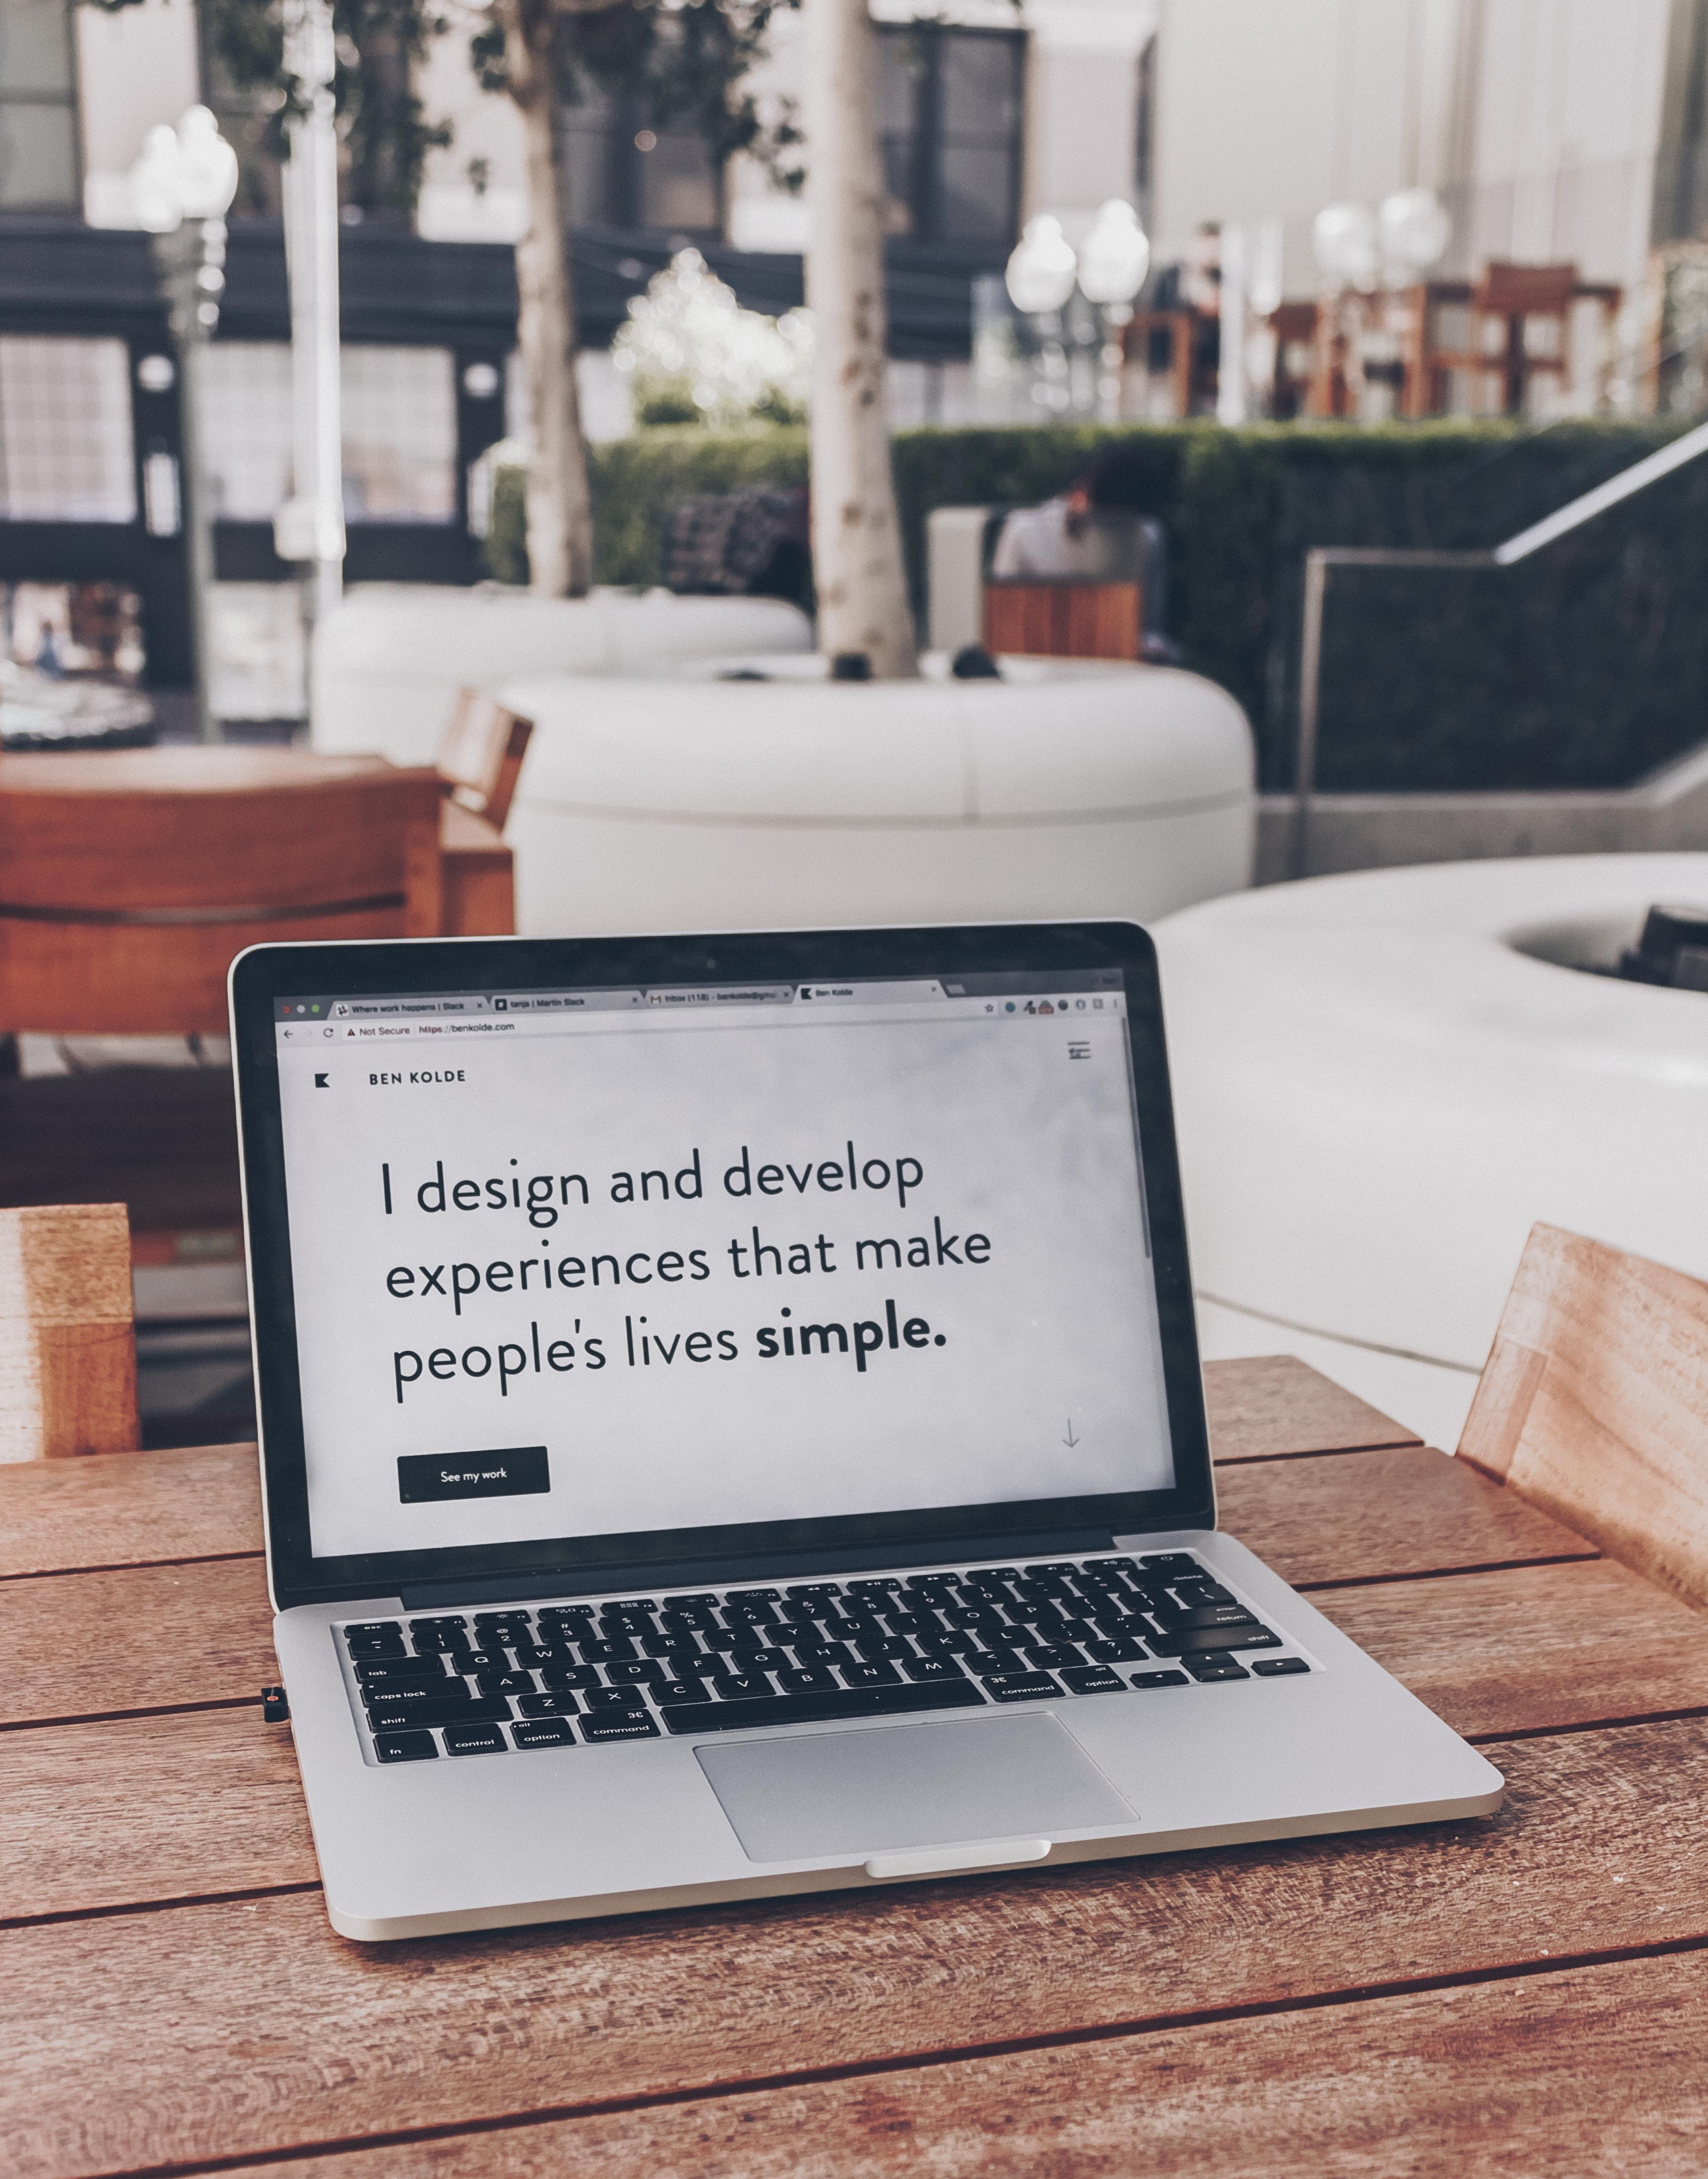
<box><xmin>231</xmin><ymin>922</ymin><xmax>1500</xmax><ymax>1942</ymax></box>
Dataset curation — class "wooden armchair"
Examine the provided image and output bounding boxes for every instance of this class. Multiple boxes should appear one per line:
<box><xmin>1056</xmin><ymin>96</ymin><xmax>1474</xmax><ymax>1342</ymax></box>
<box><xmin>1459</xmin><ymin>1223</ymin><xmax>1708</xmax><ymax>1612</ymax></box>
<box><xmin>0</xmin><ymin>1202</ymin><xmax>137</xmax><ymax>1459</ymax></box>
<box><xmin>0</xmin><ymin>749</ymin><xmax>444</xmax><ymax>1037</ymax></box>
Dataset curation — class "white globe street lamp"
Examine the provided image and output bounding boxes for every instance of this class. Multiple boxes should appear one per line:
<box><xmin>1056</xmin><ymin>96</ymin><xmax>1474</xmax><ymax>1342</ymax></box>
<box><xmin>1313</xmin><ymin>201</ymin><xmax>1379</xmax><ymax>292</ymax></box>
<box><xmin>1005</xmin><ymin>215</ymin><xmax>1080</xmax><ymax>316</ymax></box>
<box><xmin>1074</xmin><ymin>199</ymin><xmax>1151</xmax><ymax>423</ymax></box>
<box><xmin>1379</xmin><ymin>187</ymin><xmax>1451</xmax><ymax>278</ymax></box>
<box><xmin>128</xmin><ymin>106</ymin><xmax>240</xmax><ymax>743</ymax></box>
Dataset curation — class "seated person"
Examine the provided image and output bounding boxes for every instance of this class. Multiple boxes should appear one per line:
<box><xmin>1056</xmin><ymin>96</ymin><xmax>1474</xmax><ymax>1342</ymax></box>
<box><xmin>989</xmin><ymin>459</ymin><xmax>1177</xmax><ymax>662</ymax></box>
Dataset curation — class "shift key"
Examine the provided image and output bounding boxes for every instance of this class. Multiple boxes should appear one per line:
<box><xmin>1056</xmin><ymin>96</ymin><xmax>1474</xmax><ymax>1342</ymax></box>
<box><xmin>366</xmin><ymin>1694</ymin><xmax>512</xmax><ymax>1730</ymax></box>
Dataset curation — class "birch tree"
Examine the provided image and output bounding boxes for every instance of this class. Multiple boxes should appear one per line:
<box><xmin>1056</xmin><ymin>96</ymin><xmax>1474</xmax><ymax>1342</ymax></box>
<box><xmin>802</xmin><ymin>0</ymin><xmax>916</xmax><ymax>677</ymax></box>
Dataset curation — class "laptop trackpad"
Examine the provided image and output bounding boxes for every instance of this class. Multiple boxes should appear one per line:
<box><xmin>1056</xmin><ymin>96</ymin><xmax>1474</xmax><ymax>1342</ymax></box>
<box><xmin>696</xmin><ymin>1713</ymin><xmax>1135</xmax><ymax>1864</ymax></box>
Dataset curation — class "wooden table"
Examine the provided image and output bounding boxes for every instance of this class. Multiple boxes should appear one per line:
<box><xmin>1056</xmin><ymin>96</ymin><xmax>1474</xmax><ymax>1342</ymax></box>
<box><xmin>4</xmin><ymin>1355</ymin><xmax>1706</xmax><ymax>2176</ymax></box>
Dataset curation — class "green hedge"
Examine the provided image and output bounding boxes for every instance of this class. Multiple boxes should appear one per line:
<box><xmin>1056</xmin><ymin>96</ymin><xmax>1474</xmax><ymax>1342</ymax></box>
<box><xmin>489</xmin><ymin>417</ymin><xmax>1708</xmax><ymax>792</ymax></box>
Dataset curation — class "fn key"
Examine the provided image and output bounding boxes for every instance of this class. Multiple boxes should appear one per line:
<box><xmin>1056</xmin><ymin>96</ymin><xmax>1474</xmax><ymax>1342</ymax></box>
<box><xmin>374</xmin><ymin>1729</ymin><xmax>438</xmax><ymax>1763</ymax></box>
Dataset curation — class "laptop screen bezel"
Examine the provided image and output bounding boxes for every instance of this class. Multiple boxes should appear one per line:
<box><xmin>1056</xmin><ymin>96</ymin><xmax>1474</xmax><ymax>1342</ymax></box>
<box><xmin>230</xmin><ymin>924</ymin><xmax>1216</xmax><ymax>1611</ymax></box>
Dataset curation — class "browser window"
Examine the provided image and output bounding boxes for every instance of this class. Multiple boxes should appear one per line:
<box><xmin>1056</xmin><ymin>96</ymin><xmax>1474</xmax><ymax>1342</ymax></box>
<box><xmin>273</xmin><ymin>970</ymin><xmax>1175</xmax><ymax>1560</ymax></box>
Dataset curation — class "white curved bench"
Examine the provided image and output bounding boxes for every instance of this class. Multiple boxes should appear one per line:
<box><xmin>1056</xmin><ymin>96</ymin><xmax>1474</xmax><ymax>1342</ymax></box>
<box><xmin>496</xmin><ymin>657</ymin><xmax>1255</xmax><ymax>935</ymax></box>
<box><xmin>1153</xmin><ymin>853</ymin><xmax>1708</xmax><ymax>1446</ymax></box>
<box><xmin>310</xmin><ymin>585</ymin><xmax>814</xmax><ymax>767</ymax></box>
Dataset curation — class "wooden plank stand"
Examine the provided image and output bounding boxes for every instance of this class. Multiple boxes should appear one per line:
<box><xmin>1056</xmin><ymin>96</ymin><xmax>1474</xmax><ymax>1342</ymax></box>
<box><xmin>0</xmin><ymin>1202</ymin><xmax>139</xmax><ymax>1461</ymax></box>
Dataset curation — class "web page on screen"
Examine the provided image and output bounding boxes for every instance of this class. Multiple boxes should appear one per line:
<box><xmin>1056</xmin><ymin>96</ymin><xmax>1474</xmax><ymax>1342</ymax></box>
<box><xmin>270</xmin><ymin>972</ymin><xmax>1176</xmax><ymax>1561</ymax></box>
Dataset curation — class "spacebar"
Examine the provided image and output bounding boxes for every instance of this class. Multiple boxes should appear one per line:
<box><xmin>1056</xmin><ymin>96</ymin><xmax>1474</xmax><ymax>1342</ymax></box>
<box><xmin>660</xmin><ymin>1680</ymin><xmax>987</xmax><ymax>1735</ymax></box>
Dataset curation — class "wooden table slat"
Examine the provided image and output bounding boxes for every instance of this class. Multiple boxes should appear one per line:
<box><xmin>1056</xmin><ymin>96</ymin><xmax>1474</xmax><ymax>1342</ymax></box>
<box><xmin>0</xmin><ymin>1443</ymin><xmax>1598</xmax><ymax>1733</ymax></box>
<box><xmin>0</xmin><ymin>1356</ymin><xmax>1421</xmax><ymax>1583</ymax></box>
<box><xmin>226</xmin><ymin>1951</ymin><xmax>1708</xmax><ymax>2179</ymax></box>
<box><xmin>4</xmin><ymin>1718</ymin><xmax>1705</xmax><ymax>2179</ymax></box>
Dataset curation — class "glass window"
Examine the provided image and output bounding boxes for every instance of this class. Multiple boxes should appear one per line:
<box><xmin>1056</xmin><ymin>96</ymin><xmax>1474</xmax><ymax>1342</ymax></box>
<box><xmin>558</xmin><ymin>83</ymin><xmax>722</xmax><ymax>235</ymax></box>
<box><xmin>0</xmin><ymin>0</ymin><xmax>80</xmax><ymax>210</ymax></box>
<box><xmin>0</xmin><ymin>338</ymin><xmax>134</xmax><ymax>522</ymax></box>
<box><xmin>875</xmin><ymin>23</ymin><xmax>1024</xmax><ymax>249</ymax></box>
<box><xmin>201</xmin><ymin>343</ymin><xmax>457</xmax><ymax>524</ymax></box>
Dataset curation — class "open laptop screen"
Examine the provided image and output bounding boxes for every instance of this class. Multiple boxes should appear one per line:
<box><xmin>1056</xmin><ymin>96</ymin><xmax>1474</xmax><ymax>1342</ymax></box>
<box><xmin>268</xmin><ymin>966</ymin><xmax>1177</xmax><ymax>1566</ymax></box>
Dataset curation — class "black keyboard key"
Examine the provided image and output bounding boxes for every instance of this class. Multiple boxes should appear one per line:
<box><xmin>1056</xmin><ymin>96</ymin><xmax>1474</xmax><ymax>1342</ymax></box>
<box><xmin>1140</xmin><ymin>1554</ymin><xmax>1201</xmax><ymax>1575</ymax></box>
<box><xmin>1151</xmin><ymin>1622</ymin><xmax>1276</xmax><ymax>1655</ymax></box>
<box><xmin>1155</xmin><ymin>1603</ymin><xmax>1260</xmax><ymax>1632</ymax></box>
<box><xmin>354</xmin><ymin>1656</ymin><xmax>450</xmax><ymax>1687</ymax></box>
<box><xmin>473</xmin><ymin>1615</ymin><xmax>533</xmax><ymax>1641</ymax></box>
<box><xmin>660</xmin><ymin>1606</ymin><xmax>718</xmax><ymax>1632</ymax></box>
<box><xmin>846</xmin><ymin>1577</ymin><xmax>905</xmax><ymax>1596</ymax></box>
<box><xmin>513</xmin><ymin>1719</ymin><xmax>578</xmax><ymax>1748</ymax></box>
<box><xmin>1020</xmin><ymin>1643</ymin><xmax>1084</xmax><ymax>1669</ymax></box>
<box><xmin>709</xmin><ymin>1671</ymin><xmax>774</xmax><ymax>1700</ymax></box>
<box><xmin>1175</xmin><ymin>1581</ymin><xmax>1238</xmax><ymax>1607</ymax></box>
<box><xmin>661</xmin><ymin>1679</ymin><xmax>985</xmax><ymax>1736</ymax></box>
<box><xmin>644</xmin><ymin>1632</ymin><xmax>707</xmax><ymax>1661</ymax></box>
<box><xmin>655</xmin><ymin>1676</ymin><xmax>708</xmax><ymax>1703</ymax></box>
<box><xmin>840</xmin><ymin>1660</ymin><xmax>901</xmax><ymax>1688</ymax></box>
<box><xmin>579</xmin><ymin>1638</ymin><xmax>638</xmax><ymax>1663</ymax></box>
<box><xmin>408</xmin><ymin>1615</ymin><xmax>468</xmax><ymax>1635</ymax></box>
<box><xmin>1059</xmin><ymin>1665</ymin><xmax>1125</xmax><ymax>1694</ymax></box>
<box><xmin>362</xmin><ymin>1678</ymin><xmax>471</xmax><ymax>1714</ymax></box>
<box><xmin>1252</xmin><ymin>1656</ymin><xmax>1311</xmax><ymax>1677</ymax></box>
<box><xmin>666</xmin><ymin>1593</ymin><xmax>719</xmax><ymax>1608</ymax></box>
<box><xmin>537</xmin><ymin>1604</ymin><xmax>596</xmax><ymax>1626</ymax></box>
<box><xmin>367</xmin><ymin>1694</ymin><xmax>512</xmax><ymax>1729</ymax></box>
<box><xmin>443</xmin><ymin>1721</ymin><xmax>508</xmax><ymax>1756</ymax></box>
<box><xmin>901</xmin><ymin>1656</ymin><xmax>967</xmax><ymax>1683</ymax></box>
<box><xmin>457</xmin><ymin>1649</ymin><xmax>511</xmax><ymax>1675</ymax></box>
<box><xmin>346</xmin><ymin>1620</ymin><xmax>404</xmax><ymax>1639</ymax></box>
<box><xmin>1083</xmin><ymin>1638</ymin><xmax>1149</xmax><ymax>1664</ymax></box>
<box><xmin>517</xmin><ymin>1691</ymin><xmax>580</xmax><ymax>1717</ymax></box>
<box><xmin>964</xmin><ymin>1648</ymin><xmax>1024</xmax><ymax>1677</ymax></box>
<box><xmin>412</xmin><ymin>1629</ymin><xmax>474</xmax><ymax>1656</ymax></box>
<box><xmin>579</xmin><ymin>1707</ymin><xmax>659</xmax><ymax>1742</ymax></box>
<box><xmin>853</xmin><ymin>1636</ymin><xmax>912</xmax><ymax>1662</ymax></box>
<box><xmin>966</xmin><ymin>1567</ymin><xmax>1021</xmax><ymax>1585</ymax></box>
<box><xmin>981</xmin><ymin>1672</ymin><xmax>1062</xmax><ymax>1702</ymax></box>
<box><xmin>541</xmin><ymin>1664</ymin><xmax>603</xmax><ymax>1692</ymax></box>
<box><xmin>511</xmin><ymin>1642</ymin><xmax>579</xmax><ymax>1669</ymax></box>
<box><xmin>1129</xmin><ymin>1669</ymin><xmax>1190</xmax><ymax>1689</ymax></box>
<box><xmin>474</xmin><ymin>1669</ymin><xmax>536</xmax><ymax>1697</ymax></box>
<box><xmin>584</xmin><ymin>1686</ymin><xmax>645</xmax><ymax>1710</ymax></box>
<box><xmin>606</xmin><ymin>1658</ymin><xmax>666</xmax><ymax>1685</ymax></box>
<box><xmin>1185</xmin><ymin>1654</ymin><xmax>1250</xmax><ymax>1682</ymax></box>
<box><xmin>344</xmin><ymin>1632</ymin><xmax>407</xmax><ymax>1659</ymax></box>
<box><xmin>373</xmin><ymin>1730</ymin><xmax>438</xmax><ymax>1762</ymax></box>
<box><xmin>784</xmin><ymin>1582</ymin><xmax>843</xmax><ymax>1602</ymax></box>
<box><xmin>608</xmin><ymin>1597</ymin><xmax>659</xmax><ymax>1612</ymax></box>
<box><xmin>777</xmin><ymin>1665</ymin><xmax>840</xmax><ymax>1693</ymax></box>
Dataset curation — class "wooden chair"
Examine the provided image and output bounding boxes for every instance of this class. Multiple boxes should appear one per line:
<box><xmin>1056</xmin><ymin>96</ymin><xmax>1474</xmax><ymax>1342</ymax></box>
<box><xmin>436</xmin><ymin>692</ymin><xmax>533</xmax><ymax>831</ymax></box>
<box><xmin>0</xmin><ymin>1202</ymin><xmax>137</xmax><ymax>1459</ymax></box>
<box><xmin>982</xmin><ymin>581</ymin><xmax>1143</xmax><ymax>663</ymax></box>
<box><xmin>1458</xmin><ymin>1223</ymin><xmax>1708</xmax><ymax>1612</ymax></box>
<box><xmin>0</xmin><ymin>749</ymin><xmax>444</xmax><ymax>1037</ymax></box>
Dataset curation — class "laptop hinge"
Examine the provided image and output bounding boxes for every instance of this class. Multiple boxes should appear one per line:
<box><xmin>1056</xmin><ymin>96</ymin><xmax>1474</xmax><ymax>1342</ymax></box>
<box><xmin>398</xmin><ymin>1526</ymin><xmax>1121</xmax><ymax>1612</ymax></box>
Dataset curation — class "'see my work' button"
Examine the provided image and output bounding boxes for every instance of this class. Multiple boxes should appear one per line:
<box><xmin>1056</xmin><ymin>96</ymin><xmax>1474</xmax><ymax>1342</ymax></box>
<box><xmin>397</xmin><ymin>1446</ymin><xmax>550</xmax><ymax>1503</ymax></box>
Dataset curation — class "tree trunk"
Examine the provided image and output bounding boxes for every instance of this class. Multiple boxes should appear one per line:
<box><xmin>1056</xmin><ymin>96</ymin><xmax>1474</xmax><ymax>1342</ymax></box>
<box><xmin>803</xmin><ymin>0</ymin><xmax>917</xmax><ymax>678</ymax></box>
<box><xmin>501</xmin><ymin>0</ymin><xmax>592</xmax><ymax>596</ymax></box>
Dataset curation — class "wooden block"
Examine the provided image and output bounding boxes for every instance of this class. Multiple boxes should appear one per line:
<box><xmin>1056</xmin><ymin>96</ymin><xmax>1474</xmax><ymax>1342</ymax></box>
<box><xmin>1459</xmin><ymin>1223</ymin><xmax>1708</xmax><ymax>1612</ymax></box>
<box><xmin>0</xmin><ymin>1205</ymin><xmax>137</xmax><ymax>1462</ymax></box>
<box><xmin>4</xmin><ymin>1721</ymin><xmax>1705</xmax><ymax>2174</ymax></box>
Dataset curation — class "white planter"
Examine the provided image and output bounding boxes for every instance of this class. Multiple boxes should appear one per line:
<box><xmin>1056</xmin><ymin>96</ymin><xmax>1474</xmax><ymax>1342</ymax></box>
<box><xmin>309</xmin><ymin>584</ymin><xmax>814</xmax><ymax>767</ymax></box>
<box><xmin>499</xmin><ymin>657</ymin><xmax>1254</xmax><ymax>936</ymax></box>
<box><xmin>1153</xmin><ymin>853</ymin><xmax>1708</xmax><ymax>1446</ymax></box>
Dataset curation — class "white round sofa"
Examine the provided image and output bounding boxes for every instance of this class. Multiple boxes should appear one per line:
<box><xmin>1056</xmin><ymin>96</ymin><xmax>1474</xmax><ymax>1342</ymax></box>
<box><xmin>495</xmin><ymin>657</ymin><xmax>1255</xmax><ymax>935</ymax></box>
<box><xmin>310</xmin><ymin>584</ymin><xmax>813</xmax><ymax>766</ymax></box>
<box><xmin>1153</xmin><ymin>854</ymin><xmax>1708</xmax><ymax>1446</ymax></box>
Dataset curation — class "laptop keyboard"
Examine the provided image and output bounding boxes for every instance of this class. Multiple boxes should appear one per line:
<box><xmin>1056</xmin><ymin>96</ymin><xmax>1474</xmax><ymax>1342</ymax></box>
<box><xmin>338</xmin><ymin>1551</ymin><xmax>1312</xmax><ymax>1763</ymax></box>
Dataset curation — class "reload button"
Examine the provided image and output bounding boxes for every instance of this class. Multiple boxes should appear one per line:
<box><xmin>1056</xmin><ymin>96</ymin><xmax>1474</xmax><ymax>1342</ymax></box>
<box><xmin>398</xmin><ymin>1446</ymin><xmax>550</xmax><ymax>1504</ymax></box>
